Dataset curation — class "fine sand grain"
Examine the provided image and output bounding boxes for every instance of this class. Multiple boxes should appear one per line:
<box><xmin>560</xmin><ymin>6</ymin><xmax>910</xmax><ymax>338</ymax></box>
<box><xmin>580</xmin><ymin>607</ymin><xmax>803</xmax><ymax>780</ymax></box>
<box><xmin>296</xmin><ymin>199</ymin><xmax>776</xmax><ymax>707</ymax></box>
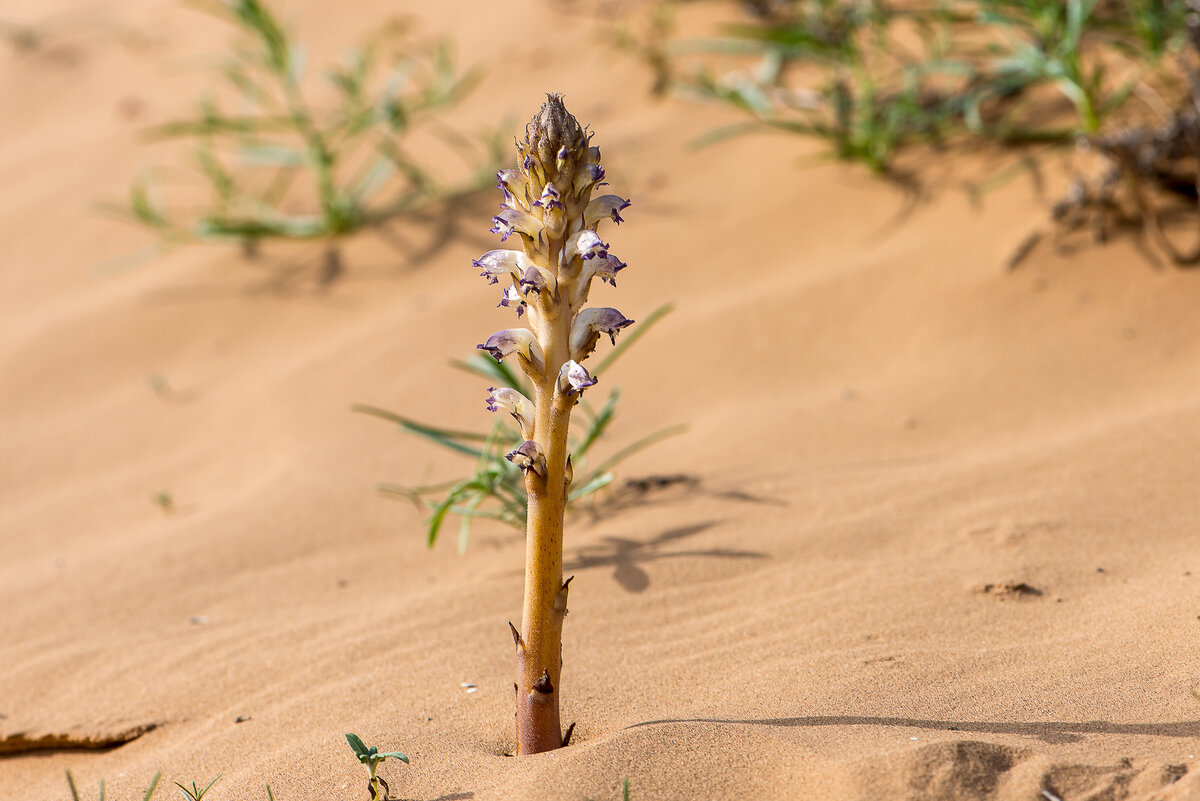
<box><xmin>2</xmin><ymin>2</ymin><xmax>1199</xmax><ymax>800</ymax></box>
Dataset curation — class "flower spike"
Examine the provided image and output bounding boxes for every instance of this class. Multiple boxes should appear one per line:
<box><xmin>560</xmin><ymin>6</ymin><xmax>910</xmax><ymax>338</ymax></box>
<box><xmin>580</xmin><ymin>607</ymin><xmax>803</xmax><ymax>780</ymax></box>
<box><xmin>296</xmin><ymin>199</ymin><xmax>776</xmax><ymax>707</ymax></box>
<box><xmin>472</xmin><ymin>95</ymin><xmax>643</xmax><ymax>755</ymax></box>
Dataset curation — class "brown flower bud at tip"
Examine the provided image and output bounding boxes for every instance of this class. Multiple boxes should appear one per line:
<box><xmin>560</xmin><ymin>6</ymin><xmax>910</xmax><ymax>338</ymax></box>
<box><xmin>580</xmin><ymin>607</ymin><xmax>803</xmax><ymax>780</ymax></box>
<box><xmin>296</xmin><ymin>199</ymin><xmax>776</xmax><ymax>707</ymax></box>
<box><xmin>524</xmin><ymin>94</ymin><xmax>587</xmax><ymax>183</ymax></box>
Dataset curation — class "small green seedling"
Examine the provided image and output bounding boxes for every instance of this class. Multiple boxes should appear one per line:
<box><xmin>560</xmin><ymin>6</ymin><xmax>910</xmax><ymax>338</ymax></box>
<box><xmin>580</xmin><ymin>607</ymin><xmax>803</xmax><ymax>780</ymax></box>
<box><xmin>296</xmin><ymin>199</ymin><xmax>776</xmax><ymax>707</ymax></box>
<box><xmin>175</xmin><ymin>774</ymin><xmax>220</xmax><ymax>801</ymax></box>
<box><xmin>345</xmin><ymin>733</ymin><xmax>408</xmax><ymax>801</ymax></box>
<box><xmin>65</xmin><ymin>769</ymin><xmax>162</xmax><ymax>801</ymax></box>
<box><xmin>152</xmin><ymin>490</ymin><xmax>175</xmax><ymax>514</ymax></box>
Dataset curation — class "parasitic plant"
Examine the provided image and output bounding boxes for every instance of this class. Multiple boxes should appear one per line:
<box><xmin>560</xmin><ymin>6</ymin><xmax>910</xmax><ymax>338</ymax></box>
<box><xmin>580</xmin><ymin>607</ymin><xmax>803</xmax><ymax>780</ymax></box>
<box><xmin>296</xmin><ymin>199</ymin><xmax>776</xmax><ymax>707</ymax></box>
<box><xmin>476</xmin><ymin>95</ymin><xmax>633</xmax><ymax>753</ymax></box>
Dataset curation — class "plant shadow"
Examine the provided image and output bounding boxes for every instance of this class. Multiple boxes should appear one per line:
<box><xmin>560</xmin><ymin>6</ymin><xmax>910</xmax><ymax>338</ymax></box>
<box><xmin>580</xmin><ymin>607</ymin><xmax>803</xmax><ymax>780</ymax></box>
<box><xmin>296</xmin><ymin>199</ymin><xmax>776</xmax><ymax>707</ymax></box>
<box><xmin>565</xmin><ymin>520</ymin><xmax>768</xmax><ymax>593</ymax></box>
<box><xmin>626</xmin><ymin>714</ymin><xmax>1200</xmax><ymax>746</ymax></box>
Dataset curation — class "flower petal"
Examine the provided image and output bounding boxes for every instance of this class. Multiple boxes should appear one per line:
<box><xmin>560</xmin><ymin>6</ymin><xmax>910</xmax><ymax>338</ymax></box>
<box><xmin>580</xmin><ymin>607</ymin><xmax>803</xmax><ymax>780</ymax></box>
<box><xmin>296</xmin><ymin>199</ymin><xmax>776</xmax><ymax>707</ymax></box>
<box><xmin>573</xmin><ymin>163</ymin><xmax>605</xmax><ymax>196</ymax></box>
<box><xmin>496</xmin><ymin>169</ymin><xmax>527</xmax><ymax>206</ymax></box>
<box><xmin>475</xmin><ymin>249</ymin><xmax>532</xmax><ymax>284</ymax></box>
<box><xmin>557</xmin><ymin>360</ymin><xmax>597</xmax><ymax>395</ymax></box>
<box><xmin>581</xmin><ymin>253</ymin><xmax>627</xmax><ymax>287</ymax></box>
<box><xmin>585</xmin><ymin>195</ymin><xmax>630</xmax><ymax>227</ymax></box>
<box><xmin>506</xmin><ymin>440</ymin><xmax>547</xmax><ymax>478</ymax></box>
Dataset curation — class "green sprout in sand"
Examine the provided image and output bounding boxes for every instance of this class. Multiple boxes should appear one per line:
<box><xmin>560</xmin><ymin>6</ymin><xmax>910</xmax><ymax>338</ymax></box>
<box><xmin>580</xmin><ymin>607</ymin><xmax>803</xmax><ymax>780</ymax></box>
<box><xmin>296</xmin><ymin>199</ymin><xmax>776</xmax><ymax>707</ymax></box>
<box><xmin>345</xmin><ymin>733</ymin><xmax>408</xmax><ymax>800</ymax></box>
<box><xmin>475</xmin><ymin>94</ymin><xmax>635</xmax><ymax>753</ymax></box>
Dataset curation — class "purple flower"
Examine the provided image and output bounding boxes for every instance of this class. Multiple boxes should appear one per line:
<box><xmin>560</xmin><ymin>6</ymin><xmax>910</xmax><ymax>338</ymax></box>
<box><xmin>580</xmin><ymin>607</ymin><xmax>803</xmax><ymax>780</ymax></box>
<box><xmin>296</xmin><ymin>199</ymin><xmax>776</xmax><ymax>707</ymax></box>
<box><xmin>557</xmin><ymin>360</ymin><xmax>597</xmax><ymax>396</ymax></box>
<box><xmin>585</xmin><ymin>195</ymin><xmax>630</xmax><ymax>227</ymax></box>
<box><xmin>570</xmin><ymin>307</ymin><xmax>634</xmax><ymax>360</ymax></box>
<box><xmin>506</xmin><ymin>440</ymin><xmax>547</xmax><ymax>478</ymax></box>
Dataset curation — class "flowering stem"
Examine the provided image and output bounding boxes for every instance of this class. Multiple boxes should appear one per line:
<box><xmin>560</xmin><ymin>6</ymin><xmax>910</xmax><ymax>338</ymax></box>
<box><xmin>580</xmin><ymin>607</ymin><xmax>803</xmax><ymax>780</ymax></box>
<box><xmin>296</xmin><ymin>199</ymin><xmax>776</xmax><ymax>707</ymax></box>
<box><xmin>477</xmin><ymin>94</ymin><xmax>634</xmax><ymax>754</ymax></box>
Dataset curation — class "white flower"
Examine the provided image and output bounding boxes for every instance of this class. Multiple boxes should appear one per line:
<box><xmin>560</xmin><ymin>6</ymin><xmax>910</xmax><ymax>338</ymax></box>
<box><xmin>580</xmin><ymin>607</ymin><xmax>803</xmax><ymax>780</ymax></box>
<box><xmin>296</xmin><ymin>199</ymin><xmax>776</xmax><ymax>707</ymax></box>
<box><xmin>506</xmin><ymin>440</ymin><xmax>547</xmax><ymax>478</ymax></box>
<box><xmin>556</xmin><ymin>360</ymin><xmax>597</xmax><ymax>396</ymax></box>
<box><xmin>486</xmin><ymin>387</ymin><xmax>534</xmax><ymax>438</ymax></box>
<box><xmin>569</xmin><ymin>307</ymin><xmax>634</xmax><ymax>361</ymax></box>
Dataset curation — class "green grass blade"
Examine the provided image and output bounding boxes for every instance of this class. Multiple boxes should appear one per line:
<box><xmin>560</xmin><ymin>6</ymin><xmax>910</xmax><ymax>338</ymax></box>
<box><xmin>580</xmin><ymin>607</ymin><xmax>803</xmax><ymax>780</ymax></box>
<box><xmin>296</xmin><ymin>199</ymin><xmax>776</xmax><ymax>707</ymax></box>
<box><xmin>238</xmin><ymin>143</ymin><xmax>307</xmax><ymax>167</ymax></box>
<box><xmin>568</xmin><ymin>471</ymin><xmax>613</xmax><ymax>501</ymax></box>
<box><xmin>143</xmin><ymin>115</ymin><xmax>294</xmax><ymax>139</ymax></box>
<box><xmin>449</xmin><ymin>355</ymin><xmax>529</xmax><ymax>396</ymax></box>
<box><xmin>426</xmin><ymin>485</ymin><xmax>463</xmax><ymax>547</ymax></box>
<box><xmin>66</xmin><ymin>770</ymin><xmax>82</xmax><ymax>801</ymax></box>
<box><xmin>591</xmin><ymin>302</ymin><xmax>674</xmax><ymax>378</ymax></box>
<box><xmin>351</xmin><ymin>403</ymin><xmax>487</xmax><ymax>457</ymax></box>
<box><xmin>143</xmin><ymin>772</ymin><xmax>162</xmax><ymax>801</ymax></box>
<box><xmin>573</xmin><ymin>389</ymin><xmax>619</xmax><ymax>461</ymax></box>
<box><xmin>586</xmin><ymin>424</ymin><xmax>687</xmax><ymax>479</ymax></box>
<box><xmin>458</xmin><ymin>493</ymin><xmax>482</xmax><ymax>553</ymax></box>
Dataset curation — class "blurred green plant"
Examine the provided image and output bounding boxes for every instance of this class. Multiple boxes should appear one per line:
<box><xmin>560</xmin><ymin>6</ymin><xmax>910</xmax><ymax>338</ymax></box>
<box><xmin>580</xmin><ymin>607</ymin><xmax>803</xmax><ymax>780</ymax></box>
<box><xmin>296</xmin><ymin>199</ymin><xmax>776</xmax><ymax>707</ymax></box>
<box><xmin>670</xmin><ymin>0</ymin><xmax>976</xmax><ymax>172</ymax></box>
<box><xmin>659</xmin><ymin>0</ymin><xmax>1191</xmax><ymax>171</ymax></box>
<box><xmin>354</xmin><ymin>303</ymin><xmax>684</xmax><ymax>552</ymax></box>
<box><xmin>113</xmin><ymin>0</ymin><xmax>501</xmax><ymax>276</ymax></box>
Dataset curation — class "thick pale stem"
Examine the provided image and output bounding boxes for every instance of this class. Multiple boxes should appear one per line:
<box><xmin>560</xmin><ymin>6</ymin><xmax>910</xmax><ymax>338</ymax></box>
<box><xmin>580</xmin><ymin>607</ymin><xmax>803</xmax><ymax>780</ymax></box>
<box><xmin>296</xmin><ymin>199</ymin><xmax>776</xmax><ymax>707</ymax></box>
<box><xmin>514</xmin><ymin>244</ymin><xmax>574</xmax><ymax>755</ymax></box>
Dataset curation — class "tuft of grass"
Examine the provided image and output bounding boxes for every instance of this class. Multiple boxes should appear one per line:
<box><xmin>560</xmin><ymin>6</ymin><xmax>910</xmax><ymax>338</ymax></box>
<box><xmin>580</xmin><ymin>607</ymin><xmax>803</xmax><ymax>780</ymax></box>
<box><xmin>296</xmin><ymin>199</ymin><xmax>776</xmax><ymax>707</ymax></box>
<box><xmin>66</xmin><ymin>769</ymin><xmax>162</xmax><ymax>801</ymax></box>
<box><xmin>354</xmin><ymin>303</ymin><xmax>684</xmax><ymax>552</ymax></box>
<box><xmin>174</xmin><ymin>775</ymin><xmax>220</xmax><ymax>801</ymax></box>
<box><xmin>108</xmin><ymin>0</ymin><xmax>501</xmax><ymax>276</ymax></box>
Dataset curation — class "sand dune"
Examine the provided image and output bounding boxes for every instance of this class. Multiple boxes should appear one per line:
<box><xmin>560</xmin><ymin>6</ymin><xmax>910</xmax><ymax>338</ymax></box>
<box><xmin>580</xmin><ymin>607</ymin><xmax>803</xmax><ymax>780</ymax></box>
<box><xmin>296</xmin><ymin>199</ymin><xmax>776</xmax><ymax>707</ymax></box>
<box><xmin>2</xmin><ymin>1</ymin><xmax>1199</xmax><ymax>799</ymax></box>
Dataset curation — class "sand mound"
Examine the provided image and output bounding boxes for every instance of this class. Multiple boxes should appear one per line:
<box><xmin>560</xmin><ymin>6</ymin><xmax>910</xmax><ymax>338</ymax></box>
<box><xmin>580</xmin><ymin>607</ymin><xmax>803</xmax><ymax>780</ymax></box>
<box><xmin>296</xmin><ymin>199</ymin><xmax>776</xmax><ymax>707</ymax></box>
<box><xmin>3</xmin><ymin>1</ymin><xmax>1200</xmax><ymax>800</ymax></box>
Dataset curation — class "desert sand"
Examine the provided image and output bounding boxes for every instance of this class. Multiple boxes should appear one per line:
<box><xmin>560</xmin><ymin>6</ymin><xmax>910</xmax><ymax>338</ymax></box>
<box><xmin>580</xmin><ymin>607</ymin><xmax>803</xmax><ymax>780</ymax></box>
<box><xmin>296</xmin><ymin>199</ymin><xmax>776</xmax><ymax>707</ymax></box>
<box><xmin>2</xmin><ymin>1</ymin><xmax>1200</xmax><ymax>800</ymax></box>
